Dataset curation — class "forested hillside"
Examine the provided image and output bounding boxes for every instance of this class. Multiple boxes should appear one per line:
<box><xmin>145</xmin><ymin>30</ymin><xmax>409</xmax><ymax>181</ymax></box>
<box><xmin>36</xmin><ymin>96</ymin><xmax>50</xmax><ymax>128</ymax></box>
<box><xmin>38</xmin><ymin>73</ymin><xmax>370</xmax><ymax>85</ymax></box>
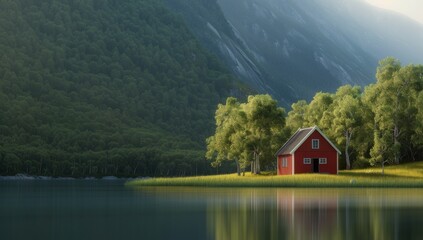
<box><xmin>0</xmin><ymin>0</ymin><xmax>241</xmax><ymax>177</ymax></box>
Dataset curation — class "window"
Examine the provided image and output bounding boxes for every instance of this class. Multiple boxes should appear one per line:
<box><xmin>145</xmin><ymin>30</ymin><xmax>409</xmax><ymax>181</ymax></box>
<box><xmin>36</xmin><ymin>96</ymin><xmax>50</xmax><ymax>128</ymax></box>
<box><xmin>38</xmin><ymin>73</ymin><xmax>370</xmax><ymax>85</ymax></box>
<box><xmin>312</xmin><ymin>139</ymin><xmax>319</xmax><ymax>149</ymax></box>
<box><xmin>282</xmin><ymin>157</ymin><xmax>288</xmax><ymax>168</ymax></box>
<box><xmin>303</xmin><ymin>158</ymin><xmax>311</xmax><ymax>164</ymax></box>
<box><xmin>319</xmin><ymin>158</ymin><xmax>327</xmax><ymax>164</ymax></box>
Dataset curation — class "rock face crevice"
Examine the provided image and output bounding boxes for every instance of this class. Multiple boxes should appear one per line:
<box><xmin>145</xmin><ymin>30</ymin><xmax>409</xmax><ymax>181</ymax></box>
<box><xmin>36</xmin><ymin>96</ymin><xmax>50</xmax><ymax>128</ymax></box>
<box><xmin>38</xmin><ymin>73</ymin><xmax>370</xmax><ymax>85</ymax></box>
<box><xmin>163</xmin><ymin>0</ymin><xmax>423</xmax><ymax>106</ymax></box>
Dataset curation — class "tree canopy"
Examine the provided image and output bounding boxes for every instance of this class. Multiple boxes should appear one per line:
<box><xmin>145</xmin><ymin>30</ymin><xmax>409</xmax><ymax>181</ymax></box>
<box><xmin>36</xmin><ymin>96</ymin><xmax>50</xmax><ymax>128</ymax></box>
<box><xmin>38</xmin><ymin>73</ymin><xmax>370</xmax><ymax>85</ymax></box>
<box><xmin>206</xmin><ymin>95</ymin><xmax>286</xmax><ymax>175</ymax></box>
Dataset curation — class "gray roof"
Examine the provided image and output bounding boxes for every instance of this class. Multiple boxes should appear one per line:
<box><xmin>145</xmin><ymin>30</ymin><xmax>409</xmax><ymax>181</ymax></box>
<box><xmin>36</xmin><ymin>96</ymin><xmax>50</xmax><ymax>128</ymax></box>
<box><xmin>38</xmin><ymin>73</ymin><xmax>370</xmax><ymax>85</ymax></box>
<box><xmin>275</xmin><ymin>127</ymin><xmax>314</xmax><ymax>155</ymax></box>
<box><xmin>275</xmin><ymin>126</ymin><xmax>342</xmax><ymax>156</ymax></box>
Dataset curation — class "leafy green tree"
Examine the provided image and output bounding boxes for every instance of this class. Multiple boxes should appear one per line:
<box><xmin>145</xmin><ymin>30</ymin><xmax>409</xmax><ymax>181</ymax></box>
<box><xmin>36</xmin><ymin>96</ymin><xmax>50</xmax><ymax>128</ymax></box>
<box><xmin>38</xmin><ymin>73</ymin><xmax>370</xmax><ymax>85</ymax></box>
<box><xmin>323</xmin><ymin>85</ymin><xmax>364</xmax><ymax>169</ymax></box>
<box><xmin>364</xmin><ymin>58</ymin><xmax>423</xmax><ymax>173</ymax></box>
<box><xmin>206</xmin><ymin>97</ymin><xmax>244</xmax><ymax>175</ymax></box>
<box><xmin>305</xmin><ymin>92</ymin><xmax>333</xmax><ymax>128</ymax></box>
<box><xmin>286</xmin><ymin>100</ymin><xmax>308</xmax><ymax>133</ymax></box>
<box><xmin>242</xmin><ymin>95</ymin><xmax>286</xmax><ymax>174</ymax></box>
<box><xmin>206</xmin><ymin>95</ymin><xmax>286</xmax><ymax>175</ymax></box>
<box><xmin>413</xmin><ymin>91</ymin><xmax>423</xmax><ymax>160</ymax></box>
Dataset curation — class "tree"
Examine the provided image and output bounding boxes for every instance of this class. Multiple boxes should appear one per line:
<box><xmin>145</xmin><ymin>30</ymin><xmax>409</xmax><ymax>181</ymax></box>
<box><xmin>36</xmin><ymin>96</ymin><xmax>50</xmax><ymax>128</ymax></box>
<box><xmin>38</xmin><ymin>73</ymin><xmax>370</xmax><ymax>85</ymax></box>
<box><xmin>364</xmin><ymin>58</ymin><xmax>423</xmax><ymax>173</ymax></box>
<box><xmin>324</xmin><ymin>85</ymin><xmax>363</xmax><ymax>169</ymax></box>
<box><xmin>206</xmin><ymin>97</ymin><xmax>244</xmax><ymax>175</ymax></box>
<box><xmin>305</xmin><ymin>92</ymin><xmax>333</xmax><ymax>128</ymax></box>
<box><xmin>413</xmin><ymin>91</ymin><xmax>423</xmax><ymax>160</ymax></box>
<box><xmin>206</xmin><ymin>95</ymin><xmax>286</xmax><ymax>175</ymax></box>
<box><xmin>364</xmin><ymin>59</ymin><xmax>401</xmax><ymax>173</ymax></box>
<box><xmin>242</xmin><ymin>95</ymin><xmax>286</xmax><ymax>174</ymax></box>
<box><xmin>286</xmin><ymin>100</ymin><xmax>308</xmax><ymax>133</ymax></box>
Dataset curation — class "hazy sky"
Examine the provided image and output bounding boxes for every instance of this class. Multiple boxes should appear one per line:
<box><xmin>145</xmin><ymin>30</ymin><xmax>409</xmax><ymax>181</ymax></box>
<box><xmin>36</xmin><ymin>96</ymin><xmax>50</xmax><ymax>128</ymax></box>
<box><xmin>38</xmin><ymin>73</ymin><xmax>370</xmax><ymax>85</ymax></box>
<box><xmin>365</xmin><ymin>0</ymin><xmax>423</xmax><ymax>24</ymax></box>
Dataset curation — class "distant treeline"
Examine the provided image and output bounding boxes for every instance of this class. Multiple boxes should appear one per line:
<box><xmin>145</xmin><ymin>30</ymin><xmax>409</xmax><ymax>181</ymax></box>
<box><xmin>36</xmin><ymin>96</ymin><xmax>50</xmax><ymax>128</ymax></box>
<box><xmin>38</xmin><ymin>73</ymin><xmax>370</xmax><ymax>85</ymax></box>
<box><xmin>0</xmin><ymin>0</ymin><xmax>241</xmax><ymax>177</ymax></box>
<box><xmin>0</xmin><ymin>145</ymin><xmax>236</xmax><ymax>177</ymax></box>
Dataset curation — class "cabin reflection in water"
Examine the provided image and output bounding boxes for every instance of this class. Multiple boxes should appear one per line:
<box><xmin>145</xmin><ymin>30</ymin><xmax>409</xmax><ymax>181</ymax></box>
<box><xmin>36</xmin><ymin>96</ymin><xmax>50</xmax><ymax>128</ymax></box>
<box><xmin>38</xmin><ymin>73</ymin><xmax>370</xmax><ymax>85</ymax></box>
<box><xmin>277</xmin><ymin>189</ymin><xmax>340</xmax><ymax>239</ymax></box>
<box><xmin>207</xmin><ymin>189</ymin><xmax>343</xmax><ymax>240</ymax></box>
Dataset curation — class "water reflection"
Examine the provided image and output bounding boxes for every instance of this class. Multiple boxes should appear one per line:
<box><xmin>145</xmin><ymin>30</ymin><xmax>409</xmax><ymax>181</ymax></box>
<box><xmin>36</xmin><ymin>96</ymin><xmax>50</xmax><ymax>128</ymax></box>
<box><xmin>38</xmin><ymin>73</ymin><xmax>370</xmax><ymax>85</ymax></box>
<box><xmin>138</xmin><ymin>187</ymin><xmax>423</xmax><ymax>240</ymax></box>
<box><xmin>275</xmin><ymin>189</ymin><xmax>340</xmax><ymax>240</ymax></box>
<box><xmin>3</xmin><ymin>182</ymin><xmax>423</xmax><ymax>240</ymax></box>
<box><xmin>206</xmin><ymin>188</ymin><xmax>423</xmax><ymax>240</ymax></box>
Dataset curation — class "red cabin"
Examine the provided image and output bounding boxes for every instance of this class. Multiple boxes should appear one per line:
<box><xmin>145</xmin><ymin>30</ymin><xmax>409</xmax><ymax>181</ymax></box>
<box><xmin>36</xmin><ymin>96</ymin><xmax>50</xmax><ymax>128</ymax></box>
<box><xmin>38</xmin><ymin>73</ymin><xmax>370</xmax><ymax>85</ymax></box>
<box><xmin>276</xmin><ymin>126</ymin><xmax>341</xmax><ymax>175</ymax></box>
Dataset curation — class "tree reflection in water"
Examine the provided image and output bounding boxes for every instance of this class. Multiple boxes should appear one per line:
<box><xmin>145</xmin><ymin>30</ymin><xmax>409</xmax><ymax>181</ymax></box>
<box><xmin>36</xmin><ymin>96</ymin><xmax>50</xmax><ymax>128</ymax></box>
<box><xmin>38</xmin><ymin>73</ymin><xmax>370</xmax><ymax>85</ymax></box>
<box><xmin>206</xmin><ymin>188</ymin><xmax>423</xmax><ymax>240</ymax></box>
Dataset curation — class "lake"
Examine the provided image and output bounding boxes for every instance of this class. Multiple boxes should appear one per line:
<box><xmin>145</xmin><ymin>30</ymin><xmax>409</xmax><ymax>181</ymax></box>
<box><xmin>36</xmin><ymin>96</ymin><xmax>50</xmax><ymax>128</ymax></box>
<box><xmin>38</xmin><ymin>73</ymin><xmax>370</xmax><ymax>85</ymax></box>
<box><xmin>1</xmin><ymin>181</ymin><xmax>423</xmax><ymax>240</ymax></box>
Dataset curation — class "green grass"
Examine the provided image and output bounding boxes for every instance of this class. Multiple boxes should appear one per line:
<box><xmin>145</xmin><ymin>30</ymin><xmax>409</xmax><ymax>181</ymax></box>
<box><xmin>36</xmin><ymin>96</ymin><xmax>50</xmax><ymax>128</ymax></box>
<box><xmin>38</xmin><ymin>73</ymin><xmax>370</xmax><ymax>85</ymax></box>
<box><xmin>127</xmin><ymin>161</ymin><xmax>423</xmax><ymax>188</ymax></box>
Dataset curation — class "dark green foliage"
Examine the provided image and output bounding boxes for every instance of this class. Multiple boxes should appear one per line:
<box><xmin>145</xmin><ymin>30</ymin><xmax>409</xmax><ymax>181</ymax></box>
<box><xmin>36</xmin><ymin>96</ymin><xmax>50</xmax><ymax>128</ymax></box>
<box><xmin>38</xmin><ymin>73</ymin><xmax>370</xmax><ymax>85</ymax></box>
<box><xmin>206</xmin><ymin>95</ymin><xmax>287</xmax><ymax>175</ymax></box>
<box><xmin>0</xmin><ymin>0</ymin><xmax>239</xmax><ymax>177</ymax></box>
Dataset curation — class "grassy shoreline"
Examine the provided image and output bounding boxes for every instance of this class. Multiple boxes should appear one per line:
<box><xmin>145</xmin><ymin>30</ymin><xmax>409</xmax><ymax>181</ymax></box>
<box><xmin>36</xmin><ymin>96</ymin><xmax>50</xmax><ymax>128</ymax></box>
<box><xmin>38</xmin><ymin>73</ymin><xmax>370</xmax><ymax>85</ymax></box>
<box><xmin>126</xmin><ymin>161</ymin><xmax>423</xmax><ymax>188</ymax></box>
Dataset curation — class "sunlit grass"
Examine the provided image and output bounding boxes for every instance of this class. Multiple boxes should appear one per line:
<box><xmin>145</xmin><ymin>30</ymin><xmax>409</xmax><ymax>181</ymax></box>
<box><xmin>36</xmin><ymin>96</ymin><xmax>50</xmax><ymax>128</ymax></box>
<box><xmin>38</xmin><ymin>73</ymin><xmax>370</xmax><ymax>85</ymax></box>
<box><xmin>127</xmin><ymin>161</ymin><xmax>423</xmax><ymax>188</ymax></box>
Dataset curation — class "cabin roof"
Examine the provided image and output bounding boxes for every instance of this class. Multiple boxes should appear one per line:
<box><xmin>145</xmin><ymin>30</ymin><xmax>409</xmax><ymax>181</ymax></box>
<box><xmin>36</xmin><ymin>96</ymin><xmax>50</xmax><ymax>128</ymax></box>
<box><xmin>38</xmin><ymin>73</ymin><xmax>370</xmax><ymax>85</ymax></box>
<box><xmin>275</xmin><ymin>126</ymin><xmax>341</xmax><ymax>156</ymax></box>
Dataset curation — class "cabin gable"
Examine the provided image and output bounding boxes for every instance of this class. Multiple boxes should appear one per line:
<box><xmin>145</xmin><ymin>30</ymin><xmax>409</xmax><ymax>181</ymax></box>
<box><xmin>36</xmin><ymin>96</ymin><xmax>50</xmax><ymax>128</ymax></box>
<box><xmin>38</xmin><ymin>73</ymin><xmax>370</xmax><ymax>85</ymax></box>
<box><xmin>296</xmin><ymin>130</ymin><xmax>336</xmax><ymax>153</ymax></box>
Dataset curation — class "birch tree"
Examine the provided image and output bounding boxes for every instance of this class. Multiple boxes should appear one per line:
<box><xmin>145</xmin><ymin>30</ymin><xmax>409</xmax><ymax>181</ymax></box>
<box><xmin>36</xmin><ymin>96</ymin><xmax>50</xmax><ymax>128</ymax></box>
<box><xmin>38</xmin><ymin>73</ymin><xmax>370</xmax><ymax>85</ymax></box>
<box><xmin>206</xmin><ymin>95</ymin><xmax>286</xmax><ymax>175</ymax></box>
<box><xmin>331</xmin><ymin>87</ymin><xmax>362</xmax><ymax>169</ymax></box>
<box><xmin>319</xmin><ymin>85</ymin><xmax>371</xmax><ymax>170</ymax></box>
<box><xmin>413</xmin><ymin>92</ymin><xmax>423</xmax><ymax>159</ymax></box>
<box><xmin>206</xmin><ymin>97</ymin><xmax>244</xmax><ymax>175</ymax></box>
<box><xmin>306</xmin><ymin>92</ymin><xmax>333</xmax><ymax>129</ymax></box>
<box><xmin>286</xmin><ymin>100</ymin><xmax>309</xmax><ymax>133</ymax></box>
<box><xmin>241</xmin><ymin>95</ymin><xmax>286</xmax><ymax>174</ymax></box>
<box><xmin>364</xmin><ymin>58</ymin><xmax>422</xmax><ymax>172</ymax></box>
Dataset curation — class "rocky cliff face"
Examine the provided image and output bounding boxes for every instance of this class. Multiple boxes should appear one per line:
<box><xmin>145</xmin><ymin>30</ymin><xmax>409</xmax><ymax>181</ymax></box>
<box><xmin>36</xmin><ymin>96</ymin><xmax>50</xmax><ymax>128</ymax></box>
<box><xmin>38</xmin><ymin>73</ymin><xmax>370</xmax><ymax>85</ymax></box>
<box><xmin>162</xmin><ymin>0</ymin><xmax>274</xmax><ymax>100</ymax></box>
<box><xmin>163</xmin><ymin>0</ymin><xmax>423</xmax><ymax>105</ymax></box>
<box><xmin>217</xmin><ymin>0</ymin><xmax>378</xmax><ymax>104</ymax></box>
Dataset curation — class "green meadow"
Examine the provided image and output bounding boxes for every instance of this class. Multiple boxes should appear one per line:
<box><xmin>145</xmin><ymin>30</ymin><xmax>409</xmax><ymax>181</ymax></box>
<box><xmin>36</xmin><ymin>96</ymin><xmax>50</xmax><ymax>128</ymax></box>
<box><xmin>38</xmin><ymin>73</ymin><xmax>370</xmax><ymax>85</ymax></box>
<box><xmin>127</xmin><ymin>161</ymin><xmax>423</xmax><ymax>188</ymax></box>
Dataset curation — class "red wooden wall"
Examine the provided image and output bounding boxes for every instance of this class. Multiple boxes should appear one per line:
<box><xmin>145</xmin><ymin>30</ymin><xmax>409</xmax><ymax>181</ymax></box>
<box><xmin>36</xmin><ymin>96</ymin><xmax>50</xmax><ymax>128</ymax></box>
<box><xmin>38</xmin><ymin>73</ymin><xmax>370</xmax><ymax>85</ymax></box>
<box><xmin>278</xmin><ymin>154</ymin><xmax>293</xmax><ymax>175</ymax></box>
<box><xmin>294</xmin><ymin>131</ymin><xmax>338</xmax><ymax>174</ymax></box>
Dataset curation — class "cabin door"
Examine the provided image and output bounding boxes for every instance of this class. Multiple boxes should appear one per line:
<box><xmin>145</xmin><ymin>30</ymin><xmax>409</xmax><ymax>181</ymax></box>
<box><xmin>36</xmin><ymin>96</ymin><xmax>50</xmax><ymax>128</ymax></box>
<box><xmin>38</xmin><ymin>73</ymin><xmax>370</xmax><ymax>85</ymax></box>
<box><xmin>312</xmin><ymin>158</ymin><xmax>319</xmax><ymax>173</ymax></box>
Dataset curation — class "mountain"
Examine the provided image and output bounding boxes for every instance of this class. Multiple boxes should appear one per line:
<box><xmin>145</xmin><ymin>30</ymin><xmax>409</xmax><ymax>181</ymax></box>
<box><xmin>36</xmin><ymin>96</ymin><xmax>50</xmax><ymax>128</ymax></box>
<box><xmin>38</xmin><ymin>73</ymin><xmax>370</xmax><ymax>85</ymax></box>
<box><xmin>0</xmin><ymin>0</ymin><xmax>240</xmax><ymax>177</ymax></box>
<box><xmin>161</xmin><ymin>0</ymin><xmax>273</xmax><ymax>99</ymax></box>
<box><xmin>320</xmin><ymin>0</ymin><xmax>423</xmax><ymax>65</ymax></box>
<box><xmin>163</xmin><ymin>0</ymin><xmax>423</xmax><ymax>105</ymax></box>
<box><xmin>2</xmin><ymin>0</ymin><xmax>423</xmax><ymax>177</ymax></box>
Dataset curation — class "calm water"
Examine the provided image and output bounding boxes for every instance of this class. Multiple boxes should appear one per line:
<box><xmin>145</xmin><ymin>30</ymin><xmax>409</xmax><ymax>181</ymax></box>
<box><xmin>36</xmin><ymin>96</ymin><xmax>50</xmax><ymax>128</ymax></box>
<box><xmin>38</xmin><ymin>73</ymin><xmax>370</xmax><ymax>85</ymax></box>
<box><xmin>1</xmin><ymin>181</ymin><xmax>423</xmax><ymax>240</ymax></box>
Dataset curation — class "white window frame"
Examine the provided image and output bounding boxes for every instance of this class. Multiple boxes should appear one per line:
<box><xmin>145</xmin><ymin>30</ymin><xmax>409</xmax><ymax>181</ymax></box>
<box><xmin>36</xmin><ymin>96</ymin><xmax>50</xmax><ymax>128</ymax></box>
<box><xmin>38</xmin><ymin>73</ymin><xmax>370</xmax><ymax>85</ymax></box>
<box><xmin>282</xmin><ymin>157</ymin><xmax>288</xmax><ymax>168</ymax></box>
<box><xmin>312</xmin><ymin>139</ymin><xmax>319</xmax><ymax>149</ymax></box>
<box><xmin>303</xmin><ymin>158</ymin><xmax>311</xmax><ymax>165</ymax></box>
<box><xmin>319</xmin><ymin>158</ymin><xmax>327</xmax><ymax>164</ymax></box>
